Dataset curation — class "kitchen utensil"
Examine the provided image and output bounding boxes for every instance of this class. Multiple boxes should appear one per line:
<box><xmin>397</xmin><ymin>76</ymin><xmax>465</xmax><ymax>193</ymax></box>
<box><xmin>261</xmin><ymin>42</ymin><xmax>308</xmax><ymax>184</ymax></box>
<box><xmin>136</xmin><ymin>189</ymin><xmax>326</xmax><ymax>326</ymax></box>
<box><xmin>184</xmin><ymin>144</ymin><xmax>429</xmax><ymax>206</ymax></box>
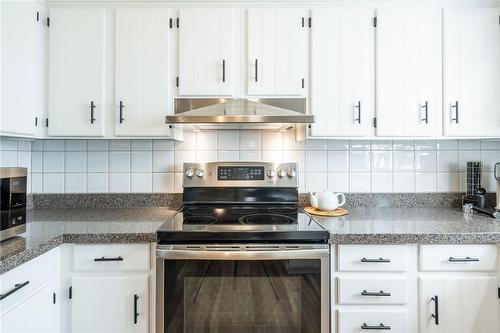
<box><xmin>309</xmin><ymin>191</ymin><xmax>346</xmax><ymax>212</ymax></box>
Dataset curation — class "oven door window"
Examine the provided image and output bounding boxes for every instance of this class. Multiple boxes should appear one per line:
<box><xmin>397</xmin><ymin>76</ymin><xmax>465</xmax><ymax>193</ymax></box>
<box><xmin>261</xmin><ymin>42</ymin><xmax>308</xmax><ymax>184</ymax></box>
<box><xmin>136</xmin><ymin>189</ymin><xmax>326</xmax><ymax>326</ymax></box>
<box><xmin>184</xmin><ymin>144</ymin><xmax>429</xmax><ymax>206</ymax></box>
<box><xmin>163</xmin><ymin>259</ymin><xmax>322</xmax><ymax>333</ymax></box>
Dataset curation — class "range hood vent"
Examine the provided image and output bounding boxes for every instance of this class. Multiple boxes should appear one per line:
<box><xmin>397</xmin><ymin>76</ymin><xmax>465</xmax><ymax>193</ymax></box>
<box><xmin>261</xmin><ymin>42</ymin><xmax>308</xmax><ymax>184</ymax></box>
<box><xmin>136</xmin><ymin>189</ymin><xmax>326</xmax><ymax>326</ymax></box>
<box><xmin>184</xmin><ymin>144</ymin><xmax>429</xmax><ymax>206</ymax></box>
<box><xmin>166</xmin><ymin>98</ymin><xmax>314</xmax><ymax>129</ymax></box>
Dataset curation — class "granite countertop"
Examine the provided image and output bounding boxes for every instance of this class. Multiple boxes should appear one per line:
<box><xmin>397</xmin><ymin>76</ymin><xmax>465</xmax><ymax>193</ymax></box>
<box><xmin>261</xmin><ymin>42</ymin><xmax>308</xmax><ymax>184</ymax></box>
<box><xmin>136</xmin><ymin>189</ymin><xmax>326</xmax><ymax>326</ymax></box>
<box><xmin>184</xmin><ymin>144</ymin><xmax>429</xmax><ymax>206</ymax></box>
<box><xmin>1</xmin><ymin>207</ymin><xmax>500</xmax><ymax>274</ymax></box>
<box><xmin>0</xmin><ymin>208</ymin><xmax>177</xmax><ymax>274</ymax></box>
<box><xmin>315</xmin><ymin>207</ymin><xmax>500</xmax><ymax>244</ymax></box>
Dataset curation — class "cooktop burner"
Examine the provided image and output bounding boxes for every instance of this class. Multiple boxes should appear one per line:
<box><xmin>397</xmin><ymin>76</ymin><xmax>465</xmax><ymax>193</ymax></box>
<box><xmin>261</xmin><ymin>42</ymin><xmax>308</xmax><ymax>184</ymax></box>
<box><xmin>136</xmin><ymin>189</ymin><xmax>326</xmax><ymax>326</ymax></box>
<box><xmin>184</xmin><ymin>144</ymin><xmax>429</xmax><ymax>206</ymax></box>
<box><xmin>239</xmin><ymin>213</ymin><xmax>296</xmax><ymax>225</ymax></box>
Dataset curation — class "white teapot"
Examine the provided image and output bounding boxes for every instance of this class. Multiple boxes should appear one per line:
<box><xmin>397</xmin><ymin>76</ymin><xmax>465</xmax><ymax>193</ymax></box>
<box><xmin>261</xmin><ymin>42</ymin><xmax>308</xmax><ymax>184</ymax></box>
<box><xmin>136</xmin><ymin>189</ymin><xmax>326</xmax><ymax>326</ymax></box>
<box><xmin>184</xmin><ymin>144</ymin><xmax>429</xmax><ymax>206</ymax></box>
<box><xmin>309</xmin><ymin>190</ymin><xmax>346</xmax><ymax>212</ymax></box>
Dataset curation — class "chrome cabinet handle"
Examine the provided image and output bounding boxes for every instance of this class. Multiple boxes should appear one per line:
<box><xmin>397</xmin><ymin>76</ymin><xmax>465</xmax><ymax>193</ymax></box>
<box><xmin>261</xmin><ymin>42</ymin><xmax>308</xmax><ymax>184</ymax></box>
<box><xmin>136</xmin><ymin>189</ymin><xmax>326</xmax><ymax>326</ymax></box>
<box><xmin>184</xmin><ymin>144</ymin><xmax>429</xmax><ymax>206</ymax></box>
<box><xmin>451</xmin><ymin>101</ymin><xmax>459</xmax><ymax>123</ymax></box>
<box><xmin>119</xmin><ymin>101</ymin><xmax>125</xmax><ymax>124</ymax></box>
<box><xmin>361</xmin><ymin>290</ymin><xmax>391</xmax><ymax>297</ymax></box>
<box><xmin>431</xmin><ymin>295</ymin><xmax>439</xmax><ymax>325</ymax></box>
<box><xmin>361</xmin><ymin>257</ymin><xmax>390</xmax><ymax>263</ymax></box>
<box><xmin>448</xmin><ymin>256</ymin><xmax>479</xmax><ymax>262</ymax></box>
<box><xmin>0</xmin><ymin>281</ymin><xmax>30</xmax><ymax>301</ymax></box>
<box><xmin>94</xmin><ymin>256</ymin><xmax>123</xmax><ymax>262</ymax></box>
<box><xmin>421</xmin><ymin>101</ymin><xmax>428</xmax><ymax>124</ymax></box>
<box><xmin>361</xmin><ymin>323</ymin><xmax>391</xmax><ymax>330</ymax></box>
<box><xmin>355</xmin><ymin>101</ymin><xmax>361</xmax><ymax>124</ymax></box>
<box><xmin>254</xmin><ymin>59</ymin><xmax>258</xmax><ymax>82</ymax></box>
<box><xmin>90</xmin><ymin>101</ymin><xmax>96</xmax><ymax>124</ymax></box>
<box><xmin>133</xmin><ymin>294</ymin><xmax>139</xmax><ymax>324</ymax></box>
<box><xmin>222</xmin><ymin>59</ymin><xmax>226</xmax><ymax>83</ymax></box>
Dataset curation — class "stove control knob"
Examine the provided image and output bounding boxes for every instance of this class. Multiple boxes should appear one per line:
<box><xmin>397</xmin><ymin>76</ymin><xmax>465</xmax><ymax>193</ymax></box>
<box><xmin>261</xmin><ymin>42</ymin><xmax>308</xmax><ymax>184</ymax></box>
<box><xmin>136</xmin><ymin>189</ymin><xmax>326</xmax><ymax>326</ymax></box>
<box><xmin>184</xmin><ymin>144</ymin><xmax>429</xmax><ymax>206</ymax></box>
<box><xmin>277</xmin><ymin>169</ymin><xmax>286</xmax><ymax>178</ymax></box>
<box><xmin>287</xmin><ymin>168</ymin><xmax>296</xmax><ymax>178</ymax></box>
<box><xmin>185</xmin><ymin>168</ymin><xmax>195</xmax><ymax>178</ymax></box>
<box><xmin>195</xmin><ymin>169</ymin><xmax>205</xmax><ymax>178</ymax></box>
<box><xmin>267</xmin><ymin>169</ymin><xmax>276</xmax><ymax>178</ymax></box>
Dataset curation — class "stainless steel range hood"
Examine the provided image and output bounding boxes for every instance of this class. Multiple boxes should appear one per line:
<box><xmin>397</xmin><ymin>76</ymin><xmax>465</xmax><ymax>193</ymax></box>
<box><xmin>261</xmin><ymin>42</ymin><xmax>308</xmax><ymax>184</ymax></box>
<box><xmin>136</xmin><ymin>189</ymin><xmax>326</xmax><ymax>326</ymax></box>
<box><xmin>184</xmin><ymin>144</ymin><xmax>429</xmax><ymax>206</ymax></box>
<box><xmin>166</xmin><ymin>98</ymin><xmax>314</xmax><ymax>130</ymax></box>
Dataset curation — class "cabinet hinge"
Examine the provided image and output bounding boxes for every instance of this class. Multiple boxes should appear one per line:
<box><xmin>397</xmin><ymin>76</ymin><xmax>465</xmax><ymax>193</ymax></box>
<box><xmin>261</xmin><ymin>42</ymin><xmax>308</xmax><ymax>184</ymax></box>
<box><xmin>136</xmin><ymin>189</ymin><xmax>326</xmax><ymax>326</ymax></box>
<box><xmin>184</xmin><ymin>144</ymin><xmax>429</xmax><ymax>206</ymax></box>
<box><xmin>373</xmin><ymin>117</ymin><xmax>377</xmax><ymax>128</ymax></box>
<box><xmin>45</xmin><ymin>118</ymin><xmax>49</xmax><ymax>127</ymax></box>
<box><xmin>308</xmin><ymin>17</ymin><xmax>312</xmax><ymax>28</ymax></box>
<box><xmin>176</xmin><ymin>76</ymin><xmax>179</xmax><ymax>87</ymax></box>
<box><xmin>36</xmin><ymin>11</ymin><xmax>39</xmax><ymax>22</ymax></box>
<box><xmin>176</xmin><ymin>17</ymin><xmax>179</xmax><ymax>28</ymax></box>
<box><xmin>53</xmin><ymin>292</ymin><xmax>56</xmax><ymax>304</ymax></box>
<box><xmin>373</xmin><ymin>17</ymin><xmax>377</xmax><ymax>27</ymax></box>
<box><xmin>69</xmin><ymin>286</ymin><xmax>72</xmax><ymax>299</ymax></box>
<box><xmin>301</xmin><ymin>78</ymin><xmax>305</xmax><ymax>89</ymax></box>
<box><xmin>46</xmin><ymin>17</ymin><xmax>50</xmax><ymax>27</ymax></box>
<box><xmin>35</xmin><ymin>117</ymin><xmax>38</xmax><ymax>126</ymax></box>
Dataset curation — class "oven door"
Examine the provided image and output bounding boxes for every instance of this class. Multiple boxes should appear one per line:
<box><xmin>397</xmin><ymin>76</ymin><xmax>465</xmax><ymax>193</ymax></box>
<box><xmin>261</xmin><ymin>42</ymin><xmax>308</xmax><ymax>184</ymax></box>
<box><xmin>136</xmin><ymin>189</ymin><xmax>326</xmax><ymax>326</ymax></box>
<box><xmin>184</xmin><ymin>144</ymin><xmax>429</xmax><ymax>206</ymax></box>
<box><xmin>156</xmin><ymin>244</ymin><xmax>329</xmax><ymax>333</ymax></box>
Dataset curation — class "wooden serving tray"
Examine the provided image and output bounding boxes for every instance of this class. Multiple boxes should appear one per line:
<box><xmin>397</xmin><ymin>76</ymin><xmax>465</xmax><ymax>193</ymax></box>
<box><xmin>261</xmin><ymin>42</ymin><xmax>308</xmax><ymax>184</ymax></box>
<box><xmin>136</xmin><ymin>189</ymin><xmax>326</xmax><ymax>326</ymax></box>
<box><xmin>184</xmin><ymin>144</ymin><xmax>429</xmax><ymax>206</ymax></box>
<box><xmin>304</xmin><ymin>206</ymin><xmax>348</xmax><ymax>217</ymax></box>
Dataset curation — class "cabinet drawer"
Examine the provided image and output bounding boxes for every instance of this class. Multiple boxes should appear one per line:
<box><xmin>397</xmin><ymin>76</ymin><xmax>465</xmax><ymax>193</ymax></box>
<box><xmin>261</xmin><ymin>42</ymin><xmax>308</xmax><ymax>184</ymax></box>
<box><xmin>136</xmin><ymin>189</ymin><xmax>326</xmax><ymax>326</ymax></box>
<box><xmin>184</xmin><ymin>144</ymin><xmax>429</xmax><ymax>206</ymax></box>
<box><xmin>73</xmin><ymin>244</ymin><xmax>150</xmax><ymax>272</ymax></box>
<box><xmin>338</xmin><ymin>277</ymin><xmax>407</xmax><ymax>305</ymax></box>
<box><xmin>420</xmin><ymin>245</ymin><xmax>497</xmax><ymax>272</ymax></box>
<box><xmin>0</xmin><ymin>247</ymin><xmax>59</xmax><ymax>314</ymax></box>
<box><xmin>338</xmin><ymin>310</ymin><xmax>408</xmax><ymax>333</ymax></box>
<box><xmin>338</xmin><ymin>245</ymin><xmax>407</xmax><ymax>272</ymax></box>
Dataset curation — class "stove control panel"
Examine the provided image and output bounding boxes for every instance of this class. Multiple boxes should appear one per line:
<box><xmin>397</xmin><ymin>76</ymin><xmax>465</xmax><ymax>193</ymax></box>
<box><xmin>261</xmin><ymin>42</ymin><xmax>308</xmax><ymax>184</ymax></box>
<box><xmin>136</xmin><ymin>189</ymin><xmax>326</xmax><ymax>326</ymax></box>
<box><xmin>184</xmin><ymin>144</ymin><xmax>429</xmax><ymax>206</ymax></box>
<box><xmin>183</xmin><ymin>162</ymin><xmax>298</xmax><ymax>188</ymax></box>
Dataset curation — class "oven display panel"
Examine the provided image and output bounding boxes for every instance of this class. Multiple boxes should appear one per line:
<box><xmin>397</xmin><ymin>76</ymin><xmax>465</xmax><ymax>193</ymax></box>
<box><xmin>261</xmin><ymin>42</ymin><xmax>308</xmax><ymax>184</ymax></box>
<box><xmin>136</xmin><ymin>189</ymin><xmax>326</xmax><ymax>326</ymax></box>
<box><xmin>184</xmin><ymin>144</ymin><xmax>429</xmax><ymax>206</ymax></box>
<box><xmin>217</xmin><ymin>166</ymin><xmax>265</xmax><ymax>181</ymax></box>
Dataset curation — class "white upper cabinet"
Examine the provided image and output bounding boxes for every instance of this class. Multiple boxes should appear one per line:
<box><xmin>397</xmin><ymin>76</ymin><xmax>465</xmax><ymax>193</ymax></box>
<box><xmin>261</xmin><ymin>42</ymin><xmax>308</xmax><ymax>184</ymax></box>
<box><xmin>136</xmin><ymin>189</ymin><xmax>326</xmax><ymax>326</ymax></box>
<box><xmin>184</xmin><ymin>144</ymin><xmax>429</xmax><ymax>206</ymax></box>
<box><xmin>115</xmin><ymin>9</ymin><xmax>173</xmax><ymax>137</ymax></box>
<box><xmin>309</xmin><ymin>8</ymin><xmax>375</xmax><ymax>137</ymax></box>
<box><xmin>1</xmin><ymin>1</ymin><xmax>44</xmax><ymax>137</ymax></box>
<box><xmin>247</xmin><ymin>8</ymin><xmax>307</xmax><ymax>96</ymax></box>
<box><xmin>443</xmin><ymin>8</ymin><xmax>500</xmax><ymax>137</ymax></box>
<box><xmin>376</xmin><ymin>8</ymin><xmax>442</xmax><ymax>137</ymax></box>
<box><xmin>178</xmin><ymin>8</ymin><xmax>235</xmax><ymax>96</ymax></box>
<box><xmin>48</xmin><ymin>8</ymin><xmax>106</xmax><ymax>137</ymax></box>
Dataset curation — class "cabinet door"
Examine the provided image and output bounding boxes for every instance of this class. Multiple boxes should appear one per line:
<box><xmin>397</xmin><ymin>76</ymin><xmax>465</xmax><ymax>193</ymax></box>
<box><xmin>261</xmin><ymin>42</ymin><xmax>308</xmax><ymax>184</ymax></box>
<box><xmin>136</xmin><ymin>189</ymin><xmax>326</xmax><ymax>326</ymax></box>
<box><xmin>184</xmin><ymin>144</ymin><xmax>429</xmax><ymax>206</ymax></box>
<box><xmin>419</xmin><ymin>276</ymin><xmax>498</xmax><ymax>333</ymax></box>
<box><xmin>1</xmin><ymin>282</ymin><xmax>59</xmax><ymax>333</ymax></box>
<box><xmin>48</xmin><ymin>8</ymin><xmax>106</xmax><ymax>137</ymax></box>
<box><xmin>376</xmin><ymin>8</ymin><xmax>441</xmax><ymax>137</ymax></box>
<box><xmin>115</xmin><ymin>9</ymin><xmax>173</xmax><ymax>137</ymax></box>
<box><xmin>71</xmin><ymin>274</ymin><xmax>148</xmax><ymax>333</ymax></box>
<box><xmin>309</xmin><ymin>8</ymin><xmax>374</xmax><ymax>137</ymax></box>
<box><xmin>1</xmin><ymin>1</ymin><xmax>44</xmax><ymax>137</ymax></box>
<box><xmin>178</xmin><ymin>8</ymin><xmax>234</xmax><ymax>96</ymax></box>
<box><xmin>443</xmin><ymin>8</ymin><xmax>500</xmax><ymax>137</ymax></box>
<box><xmin>247</xmin><ymin>8</ymin><xmax>306</xmax><ymax>96</ymax></box>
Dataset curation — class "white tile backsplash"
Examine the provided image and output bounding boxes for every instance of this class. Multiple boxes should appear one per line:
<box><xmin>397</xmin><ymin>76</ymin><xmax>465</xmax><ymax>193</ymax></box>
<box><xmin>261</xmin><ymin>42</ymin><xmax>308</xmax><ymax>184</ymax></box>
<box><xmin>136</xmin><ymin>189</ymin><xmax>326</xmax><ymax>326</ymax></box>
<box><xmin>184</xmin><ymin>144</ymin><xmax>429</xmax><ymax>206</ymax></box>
<box><xmin>2</xmin><ymin>134</ymin><xmax>499</xmax><ymax>194</ymax></box>
<box><xmin>109</xmin><ymin>151</ymin><xmax>131</xmax><ymax>173</ymax></box>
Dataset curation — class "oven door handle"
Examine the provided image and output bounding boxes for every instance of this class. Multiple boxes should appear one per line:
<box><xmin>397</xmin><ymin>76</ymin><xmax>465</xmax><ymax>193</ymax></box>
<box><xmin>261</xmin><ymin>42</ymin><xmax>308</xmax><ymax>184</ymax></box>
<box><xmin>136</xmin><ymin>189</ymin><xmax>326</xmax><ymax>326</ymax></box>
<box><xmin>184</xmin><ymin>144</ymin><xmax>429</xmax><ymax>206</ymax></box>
<box><xmin>156</xmin><ymin>248</ymin><xmax>329</xmax><ymax>260</ymax></box>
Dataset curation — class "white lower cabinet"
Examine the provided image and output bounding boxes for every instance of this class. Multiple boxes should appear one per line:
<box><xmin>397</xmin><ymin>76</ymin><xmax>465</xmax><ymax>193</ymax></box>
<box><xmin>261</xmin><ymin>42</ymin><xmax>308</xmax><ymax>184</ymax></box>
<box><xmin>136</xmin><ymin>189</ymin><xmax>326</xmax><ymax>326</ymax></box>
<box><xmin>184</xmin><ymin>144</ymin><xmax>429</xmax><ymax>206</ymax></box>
<box><xmin>0</xmin><ymin>248</ymin><xmax>60</xmax><ymax>333</ymax></box>
<box><xmin>69</xmin><ymin>244</ymin><xmax>151</xmax><ymax>333</ymax></box>
<box><xmin>1</xmin><ymin>282</ymin><xmax>60</xmax><ymax>333</ymax></box>
<box><xmin>71</xmin><ymin>274</ymin><xmax>149</xmax><ymax>333</ymax></box>
<box><xmin>333</xmin><ymin>244</ymin><xmax>499</xmax><ymax>333</ymax></box>
<box><xmin>419</xmin><ymin>276</ymin><xmax>498</xmax><ymax>333</ymax></box>
<box><xmin>338</xmin><ymin>310</ymin><xmax>408</xmax><ymax>333</ymax></box>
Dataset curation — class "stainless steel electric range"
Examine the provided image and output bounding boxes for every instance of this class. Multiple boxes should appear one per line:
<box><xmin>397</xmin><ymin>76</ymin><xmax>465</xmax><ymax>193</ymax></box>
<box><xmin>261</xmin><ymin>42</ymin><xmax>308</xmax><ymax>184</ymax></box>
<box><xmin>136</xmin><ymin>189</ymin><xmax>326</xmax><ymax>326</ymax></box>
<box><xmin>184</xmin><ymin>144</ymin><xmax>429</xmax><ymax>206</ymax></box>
<box><xmin>156</xmin><ymin>162</ymin><xmax>330</xmax><ymax>333</ymax></box>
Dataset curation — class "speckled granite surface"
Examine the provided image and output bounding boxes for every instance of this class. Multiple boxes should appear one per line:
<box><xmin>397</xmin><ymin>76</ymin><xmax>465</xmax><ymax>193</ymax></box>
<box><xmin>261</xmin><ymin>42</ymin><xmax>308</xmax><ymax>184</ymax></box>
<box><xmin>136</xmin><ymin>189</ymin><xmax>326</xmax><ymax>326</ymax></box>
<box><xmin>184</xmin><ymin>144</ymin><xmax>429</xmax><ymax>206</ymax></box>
<box><xmin>31</xmin><ymin>193</ymin><xmax>182</xmax><ymax>209</ymax></box>
<box><xmin>1</xmin><ymin>206</ymin><xmax>500</xmax><ymax>274</ymax></box>
<box><xmin>32</xmin><ymin>192</ymin><xmax>496</xmax><ymax>209</ymax></box>
<box><xmin>315</xmin><ymin>207</ymin><xmax>500</xmax><ymax>244</ymax></box>
<box><xmin>299</xmin><ymin>192</ymin><xmax>496</xmax><ymax>208</ymax></box>
<box><xmin>0</xmin><ymin>208</ymin><xmax>177</xmax><ymax>274</ymax></box>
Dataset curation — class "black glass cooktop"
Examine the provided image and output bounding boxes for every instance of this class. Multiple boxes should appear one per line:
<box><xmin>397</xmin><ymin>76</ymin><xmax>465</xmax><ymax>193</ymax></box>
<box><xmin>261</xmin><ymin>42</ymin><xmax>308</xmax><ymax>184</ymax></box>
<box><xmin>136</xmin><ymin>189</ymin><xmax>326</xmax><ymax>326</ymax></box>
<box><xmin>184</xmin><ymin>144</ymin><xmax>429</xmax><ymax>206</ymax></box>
<box><xmin>156</xmin><ymin>204</ymin><xmax>329</xmax><ymax>244</ymax></box>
